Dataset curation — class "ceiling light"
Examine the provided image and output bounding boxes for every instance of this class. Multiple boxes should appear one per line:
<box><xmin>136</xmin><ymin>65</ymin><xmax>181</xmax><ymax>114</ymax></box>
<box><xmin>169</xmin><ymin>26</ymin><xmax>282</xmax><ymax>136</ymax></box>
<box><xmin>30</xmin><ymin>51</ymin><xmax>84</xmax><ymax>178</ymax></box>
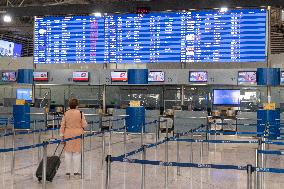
<box><xmin>220</xmin><ymin>7</ymin><xmax>228</xmax><ymax>12</ymax></box>
<box><xmin>3</xmin><ymin>15</ymin><xmax>12</xmax><ymax>23</ymax></box>
<box><xmin>93</xmin><ymin>12</ymin><xmax>102</xmax><ymax>17</ymax></box>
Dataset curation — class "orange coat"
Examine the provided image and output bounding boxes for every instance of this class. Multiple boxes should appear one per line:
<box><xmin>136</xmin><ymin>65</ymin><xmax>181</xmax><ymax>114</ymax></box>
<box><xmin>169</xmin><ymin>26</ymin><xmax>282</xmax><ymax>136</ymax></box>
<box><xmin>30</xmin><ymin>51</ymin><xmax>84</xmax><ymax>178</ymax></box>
<box><xmin>60</xmin><ymin>109</ymin><xmax>87</xmax><ymax>153</ymax></box>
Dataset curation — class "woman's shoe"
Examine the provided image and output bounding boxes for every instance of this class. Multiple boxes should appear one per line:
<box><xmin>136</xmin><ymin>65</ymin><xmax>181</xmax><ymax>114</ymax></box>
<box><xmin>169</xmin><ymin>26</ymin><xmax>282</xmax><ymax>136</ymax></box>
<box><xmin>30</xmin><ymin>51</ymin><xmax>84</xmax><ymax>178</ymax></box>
<box><xmin>66</xmin><ymin>173</ymin><xmax>71</xmax><ymax>178</ymax></box>
<box><xmin>74</xmin><ymin>173</ymin><xmax>81</xmax><ymax>176</ymax></box>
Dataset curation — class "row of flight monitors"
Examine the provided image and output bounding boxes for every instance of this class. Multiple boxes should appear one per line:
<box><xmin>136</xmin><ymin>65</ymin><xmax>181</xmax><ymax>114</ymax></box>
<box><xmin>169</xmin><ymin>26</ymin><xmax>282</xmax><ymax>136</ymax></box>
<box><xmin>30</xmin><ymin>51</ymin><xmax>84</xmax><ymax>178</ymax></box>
<box><xmin>30</xmin><ymin>71</ymin><xmax>257</xmax><ymax>84</ymax></box>
<box><xmin>2</xmin><ymin>70</ymin><xmax>284</xmax><ymax>84</ymax></box>
<box><xmin>0</xmin><ymin>71</ymin><xmax>167</xmax><ymax>82</ymax></box>
<box><xmin>0</xmin><ymin>71</ymin><xmax>90</xmax><ymax>82</ymax></box>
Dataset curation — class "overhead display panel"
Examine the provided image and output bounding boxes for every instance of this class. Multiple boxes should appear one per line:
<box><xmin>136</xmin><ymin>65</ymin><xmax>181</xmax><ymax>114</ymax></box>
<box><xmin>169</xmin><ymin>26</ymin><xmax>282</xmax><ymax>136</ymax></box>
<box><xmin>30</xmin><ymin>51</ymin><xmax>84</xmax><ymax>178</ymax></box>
<box><xmin>34</xmin><ymin>16</ymin><xmax>106</xmax><ymax>64</ymax></box>
<box><xmin>34</xmin><ymin>8</ymin><xmax>266</xmax><ymax>64</ymax></box>
<box><xmin>107</xmin><ymin>13</ymin><xmax>182</xmax><ymax>63</ymax></box>
<box><xmin>180</xmin><ymin>9</ymin><xmax>266</xmax><ymax>63</ymax></box>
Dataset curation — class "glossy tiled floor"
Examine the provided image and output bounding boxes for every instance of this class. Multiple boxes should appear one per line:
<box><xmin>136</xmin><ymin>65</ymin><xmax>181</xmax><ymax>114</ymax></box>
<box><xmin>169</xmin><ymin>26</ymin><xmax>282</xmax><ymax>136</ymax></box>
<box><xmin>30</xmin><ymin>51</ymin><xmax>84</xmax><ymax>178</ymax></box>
<box><xmin>0</xmin><ymin>130</ymin><xmax>284</xmax><ymax>189</ymax></box>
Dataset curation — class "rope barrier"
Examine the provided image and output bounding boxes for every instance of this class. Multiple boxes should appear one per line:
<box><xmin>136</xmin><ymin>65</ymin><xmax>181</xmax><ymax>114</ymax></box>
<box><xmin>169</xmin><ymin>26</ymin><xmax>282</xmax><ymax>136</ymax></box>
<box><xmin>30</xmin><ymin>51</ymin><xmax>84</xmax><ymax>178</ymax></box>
<box><xmin>111</xmin><ymin>156</ymin><xmax>248</xmax><ymax>171</ymax></box>
<box><xmin>110</xmin><ymin>156</ymin><xmax>284</xmax><ymax>174</ymax></box>
<box><xmin>258</xmin><ymin>150</ymin><xmax>284</xmax><ymax>155</ymax></box>
<box><xmin>0</xmin><ymin>117</ymin><xmax>125</xmax><ymax>138</ymax></box>
<box><xmin>0</xmin><ymin>126</ymin><xmax>125</xmax><ymax>153</ymax></box>
<box><xmin>117</xmin><ymin>137</ymin><xmax>170</xmax><ymax>159</ymax></box>
<box><xmin>192</xmin><ymin>130</ymin><xmax>264</xmax><ymax>135</ymax></box>
<box><xmin>173</xmin><ymin>138</ymin><xmax>258</xmax><ymax>144</ymax></box>
<box><xmin>264</xmin><ymin>140</ymin><xmax>284</xmax><ymax>146</ymax></box>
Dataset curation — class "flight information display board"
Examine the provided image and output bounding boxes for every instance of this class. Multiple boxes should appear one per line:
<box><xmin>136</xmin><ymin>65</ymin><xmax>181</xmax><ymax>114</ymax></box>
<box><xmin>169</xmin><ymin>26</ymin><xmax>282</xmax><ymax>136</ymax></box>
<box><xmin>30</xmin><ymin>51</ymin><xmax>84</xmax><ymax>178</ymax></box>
<box><xmin>34</xmin><ymin>16</ymin><xmax>106</xmax><ymax>64</ymax></box>
<box><xmin>34</xmin><ymin>8</ymin><xmax>266</xmax><ymax>64</ymax></box>
<box><xmin>179</xmin><ymin>9</ymin><xmax>266</xmax><ymax>62</ymax></box>
<box><xmin>107</xmin><ymin>13</ymin><xmax>182</xmax><ymax>63</ymax></box>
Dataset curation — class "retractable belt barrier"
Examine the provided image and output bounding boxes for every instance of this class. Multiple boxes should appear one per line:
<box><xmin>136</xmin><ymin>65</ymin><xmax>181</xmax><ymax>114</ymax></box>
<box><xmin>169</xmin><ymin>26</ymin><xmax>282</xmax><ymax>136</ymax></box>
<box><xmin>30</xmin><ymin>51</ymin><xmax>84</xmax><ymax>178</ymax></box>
<box><xmin>0</xmin><ymin>117</ymin><xmax>126</xmax><ymax>138</ymax></box>
<box><xmin>192</xmin><ymin>130</ymin><xmax>265</xmax><ymax>135</ymax></box>
<box><xmin>110</xmin><ymin>156</ymin><xmax>284</xmax><ymax>174</ymax></box>
<box><xmin>111</xmin><ymin>156</ymin><xmax>248</xmax><ymax>171</ymax></box>
<box><xmin>257</xmin><ymin>150</ymin><xmax>284</xmax><ymax>155</ymax></box>
<box><xmin>173</xmin><ymin>138</ymin><xmax>258</xmax><ymax>144</ymax></box>
<box><xmin>0</xmin><ymin>126</ymin><xmax>125</xmax><ymax>153</ymax></box>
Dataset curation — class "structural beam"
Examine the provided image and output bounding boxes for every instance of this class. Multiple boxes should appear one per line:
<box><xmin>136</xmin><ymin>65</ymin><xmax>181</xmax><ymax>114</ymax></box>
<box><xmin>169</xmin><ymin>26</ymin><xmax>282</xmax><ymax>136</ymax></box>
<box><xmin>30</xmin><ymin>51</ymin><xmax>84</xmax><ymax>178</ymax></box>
<box><xmin>4</xmin><ymin>0</ymin><xmax>284</xmax><ymax>17</ymax></box>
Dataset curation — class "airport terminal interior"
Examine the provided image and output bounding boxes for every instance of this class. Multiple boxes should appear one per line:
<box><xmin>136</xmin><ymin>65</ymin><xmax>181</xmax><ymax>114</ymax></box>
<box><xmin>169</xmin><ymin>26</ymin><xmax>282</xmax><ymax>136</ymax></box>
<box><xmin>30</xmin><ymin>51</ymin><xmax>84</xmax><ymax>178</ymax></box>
<box><xmin>1</xmin><ymin>0</ymin><xmax>284</xmax><ymax>188</ymax></box>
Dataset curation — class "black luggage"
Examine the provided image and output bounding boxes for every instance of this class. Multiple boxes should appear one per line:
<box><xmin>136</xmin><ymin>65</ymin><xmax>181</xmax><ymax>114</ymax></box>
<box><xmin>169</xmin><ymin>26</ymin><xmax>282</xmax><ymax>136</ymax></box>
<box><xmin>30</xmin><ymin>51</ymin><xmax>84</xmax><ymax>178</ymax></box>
<box><xmin>36</xmin><ymin>143</ymin><xmax>64</xmax><ymax>182</ymax></box>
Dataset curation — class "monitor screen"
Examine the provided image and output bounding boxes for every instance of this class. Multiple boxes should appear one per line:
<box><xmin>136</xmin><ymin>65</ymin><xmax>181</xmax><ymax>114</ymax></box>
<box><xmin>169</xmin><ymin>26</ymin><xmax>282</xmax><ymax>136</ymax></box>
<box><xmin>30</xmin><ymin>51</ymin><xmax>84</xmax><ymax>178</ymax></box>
<box><xmin>238</xmin><ymin>71</ymin><xmax>257</xmax><ymax>85</ymax></box>
<box><xmin>16</xmin><ymin>89</ymin><xmax>32</xmax><ymax>101</ymax></box>
<box><xmin>2</xmin><ymin>71</ymin><xmax>16</xmax><ymax>82</ymax></box>
<box><xmin>73</xmin><ymin>71</ymin><xmax>89</xmax><ymax>82</ymax></box>
<box><xmin>111</xmin><ymin>71</ymin><xmax>128</xmax><ymax>82</ymax></box>
<box><xmin>0</xmin><ymin>40</ymin><xmax>22</xmax><ymax>57</ymax></box>
<box><xmin>34</xmin><ymin>9</ymin><xmax>266</xmax><ymax>64</ymax></box>
<box><xmin>33</xmin><ymin>72</ymin><xmax>48</xmax><ymax>81</ymax></box>
<box><xmin>281</xmin><ymin>72</ymin><xmax>284</xmax><ymax>83</ymax></box>
<box><xmin>148</xmin><ymin>71</ymin><xmax>165</xmax><ymax>82</ymax></box>
<box><xmin>189</xmin><ymin>71</ymin><xmax>208</xmax><ymax>82</ymax></box>
<box><xmin>213</xmin><ymin>89</ymin><xmax>240</xmax><ymax>105</ymax></box>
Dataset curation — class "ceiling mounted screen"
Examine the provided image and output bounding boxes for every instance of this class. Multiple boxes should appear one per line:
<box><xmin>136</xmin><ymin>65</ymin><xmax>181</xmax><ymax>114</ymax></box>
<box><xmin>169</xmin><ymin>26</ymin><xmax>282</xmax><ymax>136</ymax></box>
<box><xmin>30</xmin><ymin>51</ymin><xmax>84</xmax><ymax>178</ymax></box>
<box><xmin>34</xmin><ymin>9</ymin><xmax>266</xmax><ymax>64</ymax></box>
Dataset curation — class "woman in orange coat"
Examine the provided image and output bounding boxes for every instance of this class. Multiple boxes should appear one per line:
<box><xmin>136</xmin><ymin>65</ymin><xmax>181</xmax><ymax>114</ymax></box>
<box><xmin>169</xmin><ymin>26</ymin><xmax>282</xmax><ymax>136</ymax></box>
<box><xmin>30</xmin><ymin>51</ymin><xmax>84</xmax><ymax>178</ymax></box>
<box><xmin>60</xmin><ymin>99</ymin><xmax>87</xmax><ymax>177</ymax></box>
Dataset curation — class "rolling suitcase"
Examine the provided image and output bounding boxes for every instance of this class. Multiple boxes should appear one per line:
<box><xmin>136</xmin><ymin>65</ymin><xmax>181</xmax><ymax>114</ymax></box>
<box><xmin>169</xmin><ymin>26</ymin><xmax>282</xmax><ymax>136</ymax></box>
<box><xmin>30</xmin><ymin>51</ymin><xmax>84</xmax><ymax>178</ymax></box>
<box><xmin>36</xmin><ymin>143</ymin><xmax>64</xmax><ymax>182</ymax></box>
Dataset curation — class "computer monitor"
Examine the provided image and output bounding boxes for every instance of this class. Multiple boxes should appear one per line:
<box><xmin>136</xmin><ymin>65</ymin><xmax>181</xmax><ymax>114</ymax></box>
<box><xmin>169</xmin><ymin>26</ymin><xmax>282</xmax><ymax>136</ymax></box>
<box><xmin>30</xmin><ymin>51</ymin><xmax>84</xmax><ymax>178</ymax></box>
<box><xmin>213</xmin><ymin>89</ymin><xmax>240</xmax><ymax>105</ymax></box>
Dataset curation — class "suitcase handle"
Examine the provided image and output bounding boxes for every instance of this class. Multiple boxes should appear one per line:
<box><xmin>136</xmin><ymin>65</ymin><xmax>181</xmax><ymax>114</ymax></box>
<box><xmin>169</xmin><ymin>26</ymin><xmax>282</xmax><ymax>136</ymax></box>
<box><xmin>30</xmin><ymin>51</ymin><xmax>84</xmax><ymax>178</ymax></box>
<box><xmin>53</xmin><ymin>143</ymin><xmax>65</xmax><ymax>157</ymax></box>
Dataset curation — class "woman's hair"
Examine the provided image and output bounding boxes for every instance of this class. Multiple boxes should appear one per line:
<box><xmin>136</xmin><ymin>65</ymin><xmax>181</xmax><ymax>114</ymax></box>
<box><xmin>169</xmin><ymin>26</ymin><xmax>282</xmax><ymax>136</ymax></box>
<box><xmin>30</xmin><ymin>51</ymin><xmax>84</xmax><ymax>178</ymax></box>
<box><xmin>69</xmin><ymin>98</ymin><xmax>79</xmax><ymax>109</ymax></box>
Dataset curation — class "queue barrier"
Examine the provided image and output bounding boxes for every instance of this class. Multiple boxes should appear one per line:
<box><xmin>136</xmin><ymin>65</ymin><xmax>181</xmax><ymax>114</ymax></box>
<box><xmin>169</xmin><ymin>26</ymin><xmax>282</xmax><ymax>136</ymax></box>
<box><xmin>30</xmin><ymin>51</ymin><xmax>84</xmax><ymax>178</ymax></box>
<box><xmin>257</xmin><ymin>150</ymin><xmax>284</xmax><ymax>155</ymax></box>
<box><xmin>111</xmin><ymin>156</ymin><xmax>248</xmax><ymax>170</ymax></box>
<box><xmin>0</xmin><ymin>127</ymin><xmax>125</xmax><ymax>153</ymax></box>
<box><xmin>0</xmin><ymin>117</ymin><xmax>126</xmax><ymax>138</ymax></box>
<box><xmin>173</xmin><ymin>138</ymin><xmax>259</xmax><ymax>144</ymax></box>
<box><xmin>108</xmin><ymin>155</ymin><xmax>284</xmax><ymax>174</ymax></box>
<box><xmin>192</xmin><ymin>130</ymin><xmax>265</xmax><ymax>135</ymax></box>
<box><xmin>103</xmin><ymin>123</ymin><xmax>284</xmax><ymax>189</ymax></box>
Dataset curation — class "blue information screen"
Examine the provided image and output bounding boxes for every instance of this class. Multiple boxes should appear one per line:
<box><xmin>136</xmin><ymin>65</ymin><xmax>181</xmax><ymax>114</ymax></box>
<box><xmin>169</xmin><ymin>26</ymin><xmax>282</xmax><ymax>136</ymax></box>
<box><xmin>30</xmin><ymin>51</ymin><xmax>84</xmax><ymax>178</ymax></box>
<box><xmin>34</xmin><ymin>9</ymin><xmax>266</xmax><ymax>64</ymax></box>
<box><xmin>16</xmin><ymin>89</ymin><xmax>32</xmax><ymax>101</ymax></box>
<box><xmin>34</xmin><ymin>16</ymin><xmax>106</xmax><ymax>64</ymax></box>
<box><xmin>213</xmin><ymin>89</ymin><xmax>240</xmax><ymax>105</ymax></box>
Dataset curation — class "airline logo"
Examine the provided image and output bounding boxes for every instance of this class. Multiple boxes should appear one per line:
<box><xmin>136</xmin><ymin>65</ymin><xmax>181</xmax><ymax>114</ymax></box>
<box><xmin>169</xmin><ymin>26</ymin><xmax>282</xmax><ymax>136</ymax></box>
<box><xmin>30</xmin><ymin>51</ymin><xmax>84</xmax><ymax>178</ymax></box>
<box><xmin>33</xmin><ymin>72</ymin><xmax>48</xmax><ymax>81</ymax></box>
<box><xmin>73</xmin><ymin>71</ymin><xmax>89</xmax><ymax>81</ymax></box>
<box><xmin>111</xmin><ymin>72</ymin><xmax>127</xmax><ymax>82</ymax></box>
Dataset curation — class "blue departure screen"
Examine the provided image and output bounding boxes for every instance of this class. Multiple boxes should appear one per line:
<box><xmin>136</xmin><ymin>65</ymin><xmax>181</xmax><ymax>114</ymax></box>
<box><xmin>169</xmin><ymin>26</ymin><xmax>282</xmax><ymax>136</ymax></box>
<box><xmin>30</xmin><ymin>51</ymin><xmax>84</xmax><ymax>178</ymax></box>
<box><xmin>34</xmin><ymin>9</ymin><xmax>267</xmax><ymax>64</ymax></box>
<box><xmin>34</xmin><ymin>16</ymin><xmax>106</xmax><ymax>64</ymax></box>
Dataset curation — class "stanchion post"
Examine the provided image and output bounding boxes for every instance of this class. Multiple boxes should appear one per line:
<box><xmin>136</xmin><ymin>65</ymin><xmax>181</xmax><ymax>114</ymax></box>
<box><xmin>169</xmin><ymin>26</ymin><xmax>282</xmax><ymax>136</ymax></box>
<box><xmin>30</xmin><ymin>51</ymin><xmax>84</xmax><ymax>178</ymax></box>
<box><xmin>124</xmin><ymin>118</ymin><xmax>127</xmax><ymax>156</ymax></box>
<box><xmin>200</xmin><ymin>141</ymin><xmax>204</xmax><ymax>163</ymax></box>
<box><xmin>4</xmin><ymin>121</ymin><xmax>7</xmax><ymax>149</ymax></box>
<box><xmin>165</xmin><ymin>137</ymin><xmax>169</xmax><ymax>189</ymax></box>
<box><xmin>165</xmin><ymin>119</ymin><xmax>169</xmax><ymax>139</ymax></box>
<box><xmin>11</xmin><ymin>128</ymin><xmax>15</xmax><ymax>175</ymax></box>
<box><xmin>33</xmin><ymin>120</ymin><xmax>36</xmax><ymax>146</ymax></box>
<box><xmin>207</xmin><ymin>124</ymin><xmax>210</xmax><ymax>151</ymax></box>
<box><xmin>190</xmin><ymin>132</ymin><xmax>193</xmax><ymax>163</ymax></box>
<box><xmin>90</xmin><ymin>121</ymin><xmax>93</xmax><ymax>150</ymax></box>
<box><xmin>155</xmin><ymin>120</ymin><xmax>159</xmax><ymax>142</ymax></box>
<box><xmin>42</xmin><ymin>141</ymin><xmax>48</xmax><ymax>189</ymax></box>
<box><xmin>141</xmin><ymin>145</ymin><xmax>146</xmax><ymax>189</ymax></box>
<box><xmin>102</xmin><ymin>131</ymin><xmax>106</xmax><ymax>168</ymax></box>
<box><xmin>261</xmin><ymin>136</ymin><xmax>265</xmax><ymax>189</ymax></box>
<box><xmin>176</xmin><ymin>133</ymin><xmax>180</xmax><ymax>176</ymax></box>
<box><xmin>156</xmin><ymin>120</ymin><xmax>160</xmax><ymax>142</ymax></box>
<box><xmin>247</xmin><ymin>164</ymin><xmax>253</xmax><ymax>189</ymax></box>
<box><xmin>141</xmin><ymin>124</ymin><xmax>144</xmax><ymax>146</ymax></box>
<box><xmin>255</xmin><ymin>149</ymin><xmax>260</xmax><ymax>189</ymax></box>
<box><xmin>44</xmin><ymin>112</ymin><xmax>48</xmax><ymax>135</ymax></box>
<box><xmin>105</xmin><ymin>155</ymin><xmax>112</xmax><ymax>189</ymax></box>
<box><xmin>81</xmin><ymin>134</ymin><xmax>85</xmax><ymax>179</ymax></box>
<box><xmin>38</xmin><ymin>129</ymin><xmax>42</xmax><ymax>163</ymax></box>
<box><xmin>52</xmin><ymin>114</ymin><xmax>55</xmax><ymax>138</ymax></box>
<box><xmin>108</xmin><ymin>117</ymin><xmax>112</xmax><ymax>155</ymax></box>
